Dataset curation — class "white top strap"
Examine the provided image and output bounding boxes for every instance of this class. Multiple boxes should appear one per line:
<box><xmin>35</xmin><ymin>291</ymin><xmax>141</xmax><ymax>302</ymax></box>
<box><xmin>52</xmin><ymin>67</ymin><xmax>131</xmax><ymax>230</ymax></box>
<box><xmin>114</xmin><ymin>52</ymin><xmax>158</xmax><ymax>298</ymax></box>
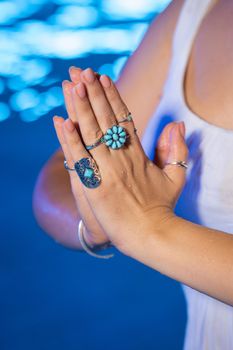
<box><xmin>164</xmin><ymin>0</ymin><xmax>214</xmax><ymax>92</ymax></box>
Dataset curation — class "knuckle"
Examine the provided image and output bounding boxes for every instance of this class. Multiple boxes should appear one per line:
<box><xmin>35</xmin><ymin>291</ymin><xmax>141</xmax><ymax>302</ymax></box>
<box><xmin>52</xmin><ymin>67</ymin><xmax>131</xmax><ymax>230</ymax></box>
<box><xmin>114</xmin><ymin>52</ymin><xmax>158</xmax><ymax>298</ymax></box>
<box><xmin>126</xmin><ymin>130</ymin><xmax>139</xmax><ymax>145</ymax></box>
<box><xmin>117</xmin><ymin>105</ymin><xmax>130</xmax><ymax>118</ymax></box>
<box><xmin>70</xmin><ymin>134</ymin><xmax>82</xmax><ymax>147</ymax></box>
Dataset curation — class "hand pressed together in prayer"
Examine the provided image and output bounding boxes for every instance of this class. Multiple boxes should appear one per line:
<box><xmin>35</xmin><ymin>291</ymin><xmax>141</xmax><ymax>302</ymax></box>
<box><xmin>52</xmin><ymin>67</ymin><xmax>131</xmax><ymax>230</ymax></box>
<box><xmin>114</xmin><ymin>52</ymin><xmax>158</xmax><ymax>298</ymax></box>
<box><xmin>53</xmin><ymin>67</ymin><xmax>188</xmax><ymax>254</ymax></box>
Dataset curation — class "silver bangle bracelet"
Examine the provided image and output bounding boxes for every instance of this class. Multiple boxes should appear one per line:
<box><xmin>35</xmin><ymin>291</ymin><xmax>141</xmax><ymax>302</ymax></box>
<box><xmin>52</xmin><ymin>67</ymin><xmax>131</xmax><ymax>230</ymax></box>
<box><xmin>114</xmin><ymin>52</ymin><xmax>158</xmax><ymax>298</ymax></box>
<box><xmin>78</xmin><ymin>220</ymin><xmax>114</xmax><ymax>259</ymax></box>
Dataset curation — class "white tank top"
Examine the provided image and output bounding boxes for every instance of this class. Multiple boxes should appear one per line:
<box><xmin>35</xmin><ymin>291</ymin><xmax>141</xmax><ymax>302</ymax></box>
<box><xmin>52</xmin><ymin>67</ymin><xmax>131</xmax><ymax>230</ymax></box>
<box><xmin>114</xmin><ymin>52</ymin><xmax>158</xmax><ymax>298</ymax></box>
<box><xmin>141</xmin><ymin>0</ymin><xmax>233</xmax><ymax>349</ymax></box>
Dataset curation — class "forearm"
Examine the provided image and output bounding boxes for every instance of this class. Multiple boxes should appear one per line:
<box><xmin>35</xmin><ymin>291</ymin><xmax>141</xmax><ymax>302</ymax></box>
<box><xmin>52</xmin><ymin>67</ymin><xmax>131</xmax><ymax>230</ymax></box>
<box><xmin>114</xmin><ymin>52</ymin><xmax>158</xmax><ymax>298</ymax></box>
<box><xmin>32</xmin><ymin>148</ymin><xmax>83</xmax><ymax>250</ymax></box>
<box><xmin>124</xmin><ymin>215</ymin><xmax>233</xmax><ymax>306</ymax></box>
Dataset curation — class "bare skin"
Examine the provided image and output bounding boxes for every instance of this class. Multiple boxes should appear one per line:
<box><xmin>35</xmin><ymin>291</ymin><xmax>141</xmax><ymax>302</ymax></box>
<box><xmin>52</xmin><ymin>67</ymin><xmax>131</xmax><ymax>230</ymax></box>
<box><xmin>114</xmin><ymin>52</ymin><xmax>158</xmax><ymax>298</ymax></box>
<box><xmin>53</xmin><ymin>65</ymin><xmax>233</xmax><ymax>307</ymax></box>
<box><xmin>184</xmin><ymin>0</ymin><xmax>233</xmax><ymax>129</ymax></box>
<box><xmin>33</xmin><ymin>0</ymin><xmax>186</xmax><ymax>248</ymax></box>
<box><xmin>35</xmin><ymin>0</ymin><xmax>233</xmax><ymax>305</ymax></box>
<box><xmin>33</xmin><ymin>0</ymin><xmax>233</xmax><ymax>247</ymax></box>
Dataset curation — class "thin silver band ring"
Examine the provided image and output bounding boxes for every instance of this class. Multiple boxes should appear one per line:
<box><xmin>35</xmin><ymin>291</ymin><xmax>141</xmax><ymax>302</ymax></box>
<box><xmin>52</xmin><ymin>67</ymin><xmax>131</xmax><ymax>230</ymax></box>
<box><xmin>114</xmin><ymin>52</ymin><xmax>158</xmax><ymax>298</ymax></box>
<box><xmin>64</xmin><ymin>159</ymin><xmax>75</xmax><ymax>171</ymax></box>
<box><xmin>85</xmin><ymin>135</ymin><xmax>105</xmax><ymax>151</ymax></box>
<box><xmin>118</xmin><ymin>113</ymin><xmax>133</xmax><ymax>123</ymax></box>
<box><xmin>165</xmin><ymin>161</ymin><xmax>188</xmax><ymax>169</ymax></box>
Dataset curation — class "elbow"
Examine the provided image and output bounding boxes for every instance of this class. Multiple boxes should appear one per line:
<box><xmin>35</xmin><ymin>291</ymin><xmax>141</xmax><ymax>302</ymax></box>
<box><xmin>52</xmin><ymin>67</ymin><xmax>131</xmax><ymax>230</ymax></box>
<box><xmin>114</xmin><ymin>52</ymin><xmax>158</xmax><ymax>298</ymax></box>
<box><xmin>31</xmin><ymin>155</ymin><xmax>79</xmax><ymax>250</ymax></box>
<box><xmin>32</xmin><ymin>147</ymin><xmax>63</xmax><ymax>233</ymax></box>
<box><xmin>32</xmin><ymin>166</ymin><xmax>51</xmax><ymax>233</ymax></box>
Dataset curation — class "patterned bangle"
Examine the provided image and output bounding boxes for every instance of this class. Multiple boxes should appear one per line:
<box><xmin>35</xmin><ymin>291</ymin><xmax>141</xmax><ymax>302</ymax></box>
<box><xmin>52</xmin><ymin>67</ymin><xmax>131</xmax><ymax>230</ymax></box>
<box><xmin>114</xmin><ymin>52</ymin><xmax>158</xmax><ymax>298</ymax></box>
<box><xmin>78</xmin><ymin>220</ymin><xmax>114</xmax><ymax>259</ymax></box>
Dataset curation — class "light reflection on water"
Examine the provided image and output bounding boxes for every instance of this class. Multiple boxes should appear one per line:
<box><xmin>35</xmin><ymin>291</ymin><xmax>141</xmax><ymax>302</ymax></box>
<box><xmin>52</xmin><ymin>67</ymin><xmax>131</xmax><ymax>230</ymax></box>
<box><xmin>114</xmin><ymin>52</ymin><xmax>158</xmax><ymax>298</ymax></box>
<box><xmin>0</xmin><ymin>0</ymin><xmax>171</xmax><ymax>123</ymax></box>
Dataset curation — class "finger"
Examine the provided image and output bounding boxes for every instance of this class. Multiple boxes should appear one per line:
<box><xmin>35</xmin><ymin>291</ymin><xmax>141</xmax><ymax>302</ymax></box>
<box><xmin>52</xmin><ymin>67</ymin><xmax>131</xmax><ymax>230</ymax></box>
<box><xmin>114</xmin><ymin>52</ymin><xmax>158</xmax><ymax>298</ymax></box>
<box><xmin>99</xmin><ymin>75</ymin><xmax>129</xmax><ymax>120</ymax></box>
<box><xmin>53</xmin><ymin>115</ymin><xmax>106</xmax><ymax>244</ymax></box>
<box><xmin>69</xmin><ymin>66</ymin><xmax>82</xmax><ymax>84</ymax></box>
<box><xmin>62</xmin><ymin>118</ymin><xmax>107</xmax><ymax>193</ymax></box>
<box><xmin>53</xmin><ymin>116</ymin><xmax>79</xmax><ymax>182</ymax></box>
<box><xmin>154</xmin><ymin>122</ymin><xmax>177</xmax><ymax>168</ymax></box>
<box><xmin>79</xmin><ymin>68</ymin><xmax>117</xmax><ymax>132</ymax></box>
<box><xmin>69</xmin><ymin>66</ymin><xmax>100</xmax><ymax>84</ymax></box>
<box><xmin>64</xmin><ymin>67</ymin><xmax>104</xmax><ymax>124</ymax></box>
<box><xmin>62</xmin><ymin>80</ymin><xmax>76</xmax><ymax>123</ymax></box>
<box><xmin>62</xmin><ymin>118</ymin><xmax>94</xmax><ymax>160</ymax></box>
<box><xmin>98</xmin><ymin>74</ymin><xmax>142</xmax><ymax>153</ymax></box>
<box><xmin>71</xmin><ymin>81</ymin><xmax>110</xmax><ymax>159</ymax></box>
<box><xmin>99</xmin><ymin>75</ymin><xmax>135</xmax><ymax>132</ymax></box>
<box><xmin>62</xmin><ymin>67</ymin><xmax>82</xmax><ymax>123</ymax></box>
<box><xmin>163</xmin><ymin>122</ymin><xmax>188</xmax><ymax>188</ymax></box>
<box><xmin>53</xmin><ymin>116</ymin><xmax>73</xmax><ymax>167</ymax></box>
<box><xmin>71</xmin><ymin>68</ymin><xmax>135</xmax><ymax>154</ymax></box>
<box><xmin>63</xmin><ymin>71</ymin><xmax>108</xmax><ymax>158</ymax></box>
<box><xmin>62</xmin><ymin>81</ymin><xmax>88</xmax><ymax>151</ymax></box>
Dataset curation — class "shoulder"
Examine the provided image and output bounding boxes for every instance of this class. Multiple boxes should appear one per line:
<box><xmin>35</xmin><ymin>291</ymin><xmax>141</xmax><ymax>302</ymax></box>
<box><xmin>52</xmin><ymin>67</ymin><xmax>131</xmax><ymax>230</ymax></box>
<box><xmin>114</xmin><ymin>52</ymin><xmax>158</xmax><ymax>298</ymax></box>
<box><xmin>116</xmin><ymin>0</ymin><xmax>185</xmax><ymax>139</ymax></box>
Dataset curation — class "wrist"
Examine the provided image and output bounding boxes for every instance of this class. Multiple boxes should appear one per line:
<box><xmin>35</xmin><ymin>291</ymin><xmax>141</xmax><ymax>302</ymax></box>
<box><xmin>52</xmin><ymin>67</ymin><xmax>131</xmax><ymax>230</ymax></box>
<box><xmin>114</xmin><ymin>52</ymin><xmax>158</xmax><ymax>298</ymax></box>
<box><xmin>81</xmin><ymin>223</ymin><xmax>113</xmax><ymax>250</ymax></box>
<box><xmin>78</xmin><ymin>220</ymin><xmax>114</xmax><ymax>259</ymax></box>
<box><xmin>119</xmin><ymin>207</ymin><xmax>176</xmax><ymax>257</ymax></box>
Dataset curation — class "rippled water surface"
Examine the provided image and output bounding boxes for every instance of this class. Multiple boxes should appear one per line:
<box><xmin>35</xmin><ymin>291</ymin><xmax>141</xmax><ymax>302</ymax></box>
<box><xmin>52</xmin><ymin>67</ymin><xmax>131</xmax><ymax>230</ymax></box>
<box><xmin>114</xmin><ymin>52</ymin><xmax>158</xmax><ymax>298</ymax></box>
<box><xmin>0</xmin><ymin>0</ymin><xmax>171</xmax><ymax>122</ymax></box>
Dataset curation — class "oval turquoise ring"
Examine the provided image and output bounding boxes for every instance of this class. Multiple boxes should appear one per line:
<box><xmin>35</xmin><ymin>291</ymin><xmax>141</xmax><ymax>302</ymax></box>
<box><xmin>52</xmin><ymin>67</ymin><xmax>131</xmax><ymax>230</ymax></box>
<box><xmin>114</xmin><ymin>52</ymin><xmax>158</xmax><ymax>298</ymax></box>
<box><xmin>103</xmin><ymin>125</ymin><xmax>127</xmax><ymax>149</ymax></box>
<box><xmin>74</xmin><ymin>157</ymin><xmax>101</xmax><ymax>189</ymax></box>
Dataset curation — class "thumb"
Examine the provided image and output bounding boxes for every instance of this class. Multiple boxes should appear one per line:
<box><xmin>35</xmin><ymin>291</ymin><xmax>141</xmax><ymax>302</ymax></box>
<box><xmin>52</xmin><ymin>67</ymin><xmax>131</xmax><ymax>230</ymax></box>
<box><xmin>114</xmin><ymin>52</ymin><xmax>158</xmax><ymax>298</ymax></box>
<box><xmin>163</xmin><ymin>121</ymin><xmax>188</xmax><ymax>190</ymax></box>
<box><xmin>153</xmin><ymin>121</ymin><xmax>176</xmax><ymax>168</ymax></box>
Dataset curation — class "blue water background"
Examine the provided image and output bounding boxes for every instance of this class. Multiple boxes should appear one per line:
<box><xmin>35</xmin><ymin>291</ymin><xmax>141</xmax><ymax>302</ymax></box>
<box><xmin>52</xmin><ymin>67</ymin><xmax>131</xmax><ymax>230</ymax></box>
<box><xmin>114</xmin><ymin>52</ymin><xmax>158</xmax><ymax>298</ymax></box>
<box><xmin>0</xmin><ymin>1</ymin><xmax>187</xmax><ymax>349</ymax></box>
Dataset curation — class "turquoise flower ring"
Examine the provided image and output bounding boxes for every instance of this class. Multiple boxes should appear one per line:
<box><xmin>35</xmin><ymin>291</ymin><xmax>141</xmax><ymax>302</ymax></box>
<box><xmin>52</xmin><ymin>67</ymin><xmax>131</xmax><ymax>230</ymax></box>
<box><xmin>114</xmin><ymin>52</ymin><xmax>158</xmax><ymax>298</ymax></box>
<box><xmin>74</xmin><ymin>157</ymin><xmax>101</xmax><ymax>189</ymax></box>
<box><xmin>103</xmin><ymin>125</ymin><xmax>128</xmax><ymax>149</ymax></box>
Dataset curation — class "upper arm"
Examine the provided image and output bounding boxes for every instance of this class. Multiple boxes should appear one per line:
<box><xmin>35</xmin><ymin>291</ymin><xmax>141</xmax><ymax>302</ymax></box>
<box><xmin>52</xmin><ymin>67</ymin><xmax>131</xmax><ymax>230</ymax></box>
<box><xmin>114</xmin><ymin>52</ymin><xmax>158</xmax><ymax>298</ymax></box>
<box><xmin>115</xmin><ymin>0</ymin><xmax>184</xmax><ymax>139</ymax></box>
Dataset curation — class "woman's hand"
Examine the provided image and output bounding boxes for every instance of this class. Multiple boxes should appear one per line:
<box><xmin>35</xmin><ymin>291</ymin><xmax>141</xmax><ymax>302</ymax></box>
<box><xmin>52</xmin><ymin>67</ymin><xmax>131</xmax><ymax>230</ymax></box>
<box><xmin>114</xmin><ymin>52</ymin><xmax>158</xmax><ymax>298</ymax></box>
<box><xmin>53</xmin><ymin>68</ymin><xmax>108</xmax><ymax>247</ymax></box>
<box><xmin>53</xmin><ymin>67</ymin><xmax>188</xmax><ymax>253</ymax></box>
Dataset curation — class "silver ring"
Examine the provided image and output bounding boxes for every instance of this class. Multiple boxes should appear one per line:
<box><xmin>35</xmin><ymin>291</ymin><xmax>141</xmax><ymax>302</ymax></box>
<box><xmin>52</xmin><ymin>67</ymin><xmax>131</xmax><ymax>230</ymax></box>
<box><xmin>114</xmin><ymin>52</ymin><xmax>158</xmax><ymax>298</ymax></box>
<box><xmin>83</xmin><ymin>118</ymin><xmax>137</xmax><ymax>152</ymax></box>
<box><xmin>85</xmin><ymin>135</ymin><xmax>105</xmax><ymax>151</ymax></box>
<box><xmin>102</xmin><ymin>124</ymin><xmax>128</xmax><ymax>149</ymax></box>
<box><xmin>64</xmin><ymin>159</ymin><xmax>75</xmax><ymax>171</ymax></box>
<box><xmin>118</xmin><ymin>113</ymin><xmax>133</xmax><ymax>123</ymax></box>
<box><xmin>165</xmin><ymin>161</ymin><xmax>188</xmax><ymax>169</ymax></box>
<box><xmin>74</xmin><ymin>157</ymin><xmax>101</xmax><ymax>189</ymax></box>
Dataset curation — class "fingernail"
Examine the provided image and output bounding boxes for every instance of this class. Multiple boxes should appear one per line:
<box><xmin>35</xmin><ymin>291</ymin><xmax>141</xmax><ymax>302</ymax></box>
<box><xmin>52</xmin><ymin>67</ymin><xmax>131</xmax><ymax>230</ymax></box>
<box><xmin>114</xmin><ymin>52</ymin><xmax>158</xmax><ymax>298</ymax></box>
<box><xmin>69</xmin><ymin>66</ymin><xmax>80</xmax><ymax>72</ymax></box>
<box><xmin>53</xmin><ymin>116</ymin><xmax>58</xmax><ymax>125</ymax></box>
<box><xmin>75</xmin><ymin>82</ymin><xmax>86</xmax><ymax>99</ymax></box>
<box><xmin>69</xmin><ymin>66</ymin><xmax>81</xmax><ymax>80</ymax></box>
<box><xmin>65</xmin><ymin>118</ymin><xmax>75</xmax><ymax>132</ymax></box>
<box><xmin>62</xmin><ymin>80</ymin><xmax>73</xmax><ymax>93</ymax></box>
<box><xmin>82</xmin><ymin>68</ymin><xmax>95</xmax><ymax>83</ymax></box>
<box><xmin>100</xmin><ymin>74</ymin><xmax>111</xmax><ymax>88</ymax></box>
<box><xmin>53</xmin><ymin>116</ymin><xmax>63</xmax><ymax>124</ymax></box>
<box><xmin>62</xmin><ymin>80</ymin><xmax>70</xmax><ymax>87</ymax></box>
